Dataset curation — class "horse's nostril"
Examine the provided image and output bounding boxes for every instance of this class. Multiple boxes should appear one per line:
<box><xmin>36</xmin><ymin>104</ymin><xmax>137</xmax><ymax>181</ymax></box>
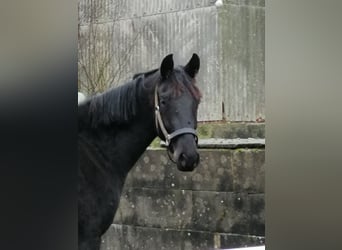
<box><xmin>180</xmin><ymin>153</ymin><xmax>187</xmax><ymax>167</ymax></box>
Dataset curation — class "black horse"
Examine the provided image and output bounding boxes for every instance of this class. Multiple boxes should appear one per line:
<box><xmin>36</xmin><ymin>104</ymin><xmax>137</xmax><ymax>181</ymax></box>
<box><xmin>78</xmin><ymin>54</ymin><xmax>201</xmax><ymax>250</ymax></box>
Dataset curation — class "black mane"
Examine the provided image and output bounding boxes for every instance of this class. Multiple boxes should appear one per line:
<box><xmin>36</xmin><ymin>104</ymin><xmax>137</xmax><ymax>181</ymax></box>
<box><xmin>132</xmin><ymin>68</ymin><xmax>158</xmax><ymax>80</ymax></box>
<box><xmin>87</xmin><ymin>76</ymin><xmax>146</xmax><ymax>128</ymax></box>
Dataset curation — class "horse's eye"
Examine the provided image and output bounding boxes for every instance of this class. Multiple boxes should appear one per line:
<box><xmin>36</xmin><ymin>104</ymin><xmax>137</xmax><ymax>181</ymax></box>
<box><xmin>160</xmin><ymin>99</ymin><xmax>166</xmax><ymax>106</ymax></box>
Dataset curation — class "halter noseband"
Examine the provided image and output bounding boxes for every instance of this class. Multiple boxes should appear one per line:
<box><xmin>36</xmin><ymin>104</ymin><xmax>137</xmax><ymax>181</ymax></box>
<box><xmin>154</xmin><ymin>85</ymin><xmax>198</xmax><ymax>147</ymax></box>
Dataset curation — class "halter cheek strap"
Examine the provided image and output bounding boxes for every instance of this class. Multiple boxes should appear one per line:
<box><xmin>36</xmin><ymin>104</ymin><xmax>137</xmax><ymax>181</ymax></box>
<box><xmin>154</xmin><ymin>86</ymin><xmax>198</xmax><ymax>146</ymax></box>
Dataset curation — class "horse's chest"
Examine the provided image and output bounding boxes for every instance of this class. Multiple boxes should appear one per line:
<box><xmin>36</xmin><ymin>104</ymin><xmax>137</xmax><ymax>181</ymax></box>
<box><xmin>79</xmin><ymin>168</ymin><xmax>124</xmax><ymax>236</ymax></box>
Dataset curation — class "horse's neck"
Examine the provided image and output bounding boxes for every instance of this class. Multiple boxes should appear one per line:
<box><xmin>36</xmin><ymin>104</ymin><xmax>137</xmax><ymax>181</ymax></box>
<box><xmin>109</xmin><ymin>117</ymin><xmax>157</xmax><ymax>174</ymax></box>
<box><xmin>79</xmin><ymin>79</ymin><xmax>157</xmax><ymax>180</ymax></box>
<box><xmin>81</xmin><ymin>113</ymin><xmax>156</xmax><ymax>180</ymax></box>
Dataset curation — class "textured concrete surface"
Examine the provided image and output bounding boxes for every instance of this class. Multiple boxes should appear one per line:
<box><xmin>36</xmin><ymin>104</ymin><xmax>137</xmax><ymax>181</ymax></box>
<box><xmin>218</xmin><ymin>0</ymin><xmax>265</xmax><ymax>121</ymax></box>
<box><xmin>162</xmin><ymin>138</ymin><xmax>265</xmax><ymax>149</ymax></box>
<box><xmin>100</xmin><ymin>147</ymin><xmax>265</xmax><ymax>250</ymax></box>
<box><xmin>78</xmin><ymin>0</ymin><xmax>265</xmax><ymax>122</ymax></box>
<box><xmin>114</xmin><ymin>189</ymin><xmax>264</xmax><ymax>235</ymax></box>
<box><xmin>226</xmin><ymin>246</ymin><xmax>265</xmax><ymax>250</ymax></box>
<box><xmin>196</xmin><ymin>123</ymin><xmax>265</xmax><ymax>139</ymax></box>
<box><xmin>122</xmin><ymin>149</ymin><xmax>265</xmax><ymax>193</ymax></box>
<box><xmin>101</xmin><ymin>224</ymin><xmax>265</xmax><ymax>250</ymax></box>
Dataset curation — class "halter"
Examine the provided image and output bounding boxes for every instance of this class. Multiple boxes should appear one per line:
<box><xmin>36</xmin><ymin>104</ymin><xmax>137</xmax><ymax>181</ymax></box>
<box><xmin>154</xmin><ymin>85</ymin><xmax>198</xmax><ymax>148</ymax></box>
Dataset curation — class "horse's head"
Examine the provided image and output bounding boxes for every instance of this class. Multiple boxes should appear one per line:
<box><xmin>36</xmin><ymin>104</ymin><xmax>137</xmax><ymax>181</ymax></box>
<box><xmin>155</xmin><ymin>54</ymin><xmax>201</xmax><ymax>172</ymax></box>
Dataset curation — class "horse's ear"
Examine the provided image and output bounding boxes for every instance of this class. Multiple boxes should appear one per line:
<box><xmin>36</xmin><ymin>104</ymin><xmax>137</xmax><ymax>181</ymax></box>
<box><xmin>184</xmin><ymin>53</ymin><xmax>200</xmax><ymax>78</ymax></box>
<box><xmin>160</xmin><ymin>54</ymin><xmax>174</xmax><ymax>79</ymax></box>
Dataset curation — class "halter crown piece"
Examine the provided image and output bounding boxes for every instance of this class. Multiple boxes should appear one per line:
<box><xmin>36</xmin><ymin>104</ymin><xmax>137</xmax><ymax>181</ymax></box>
<box><xmin>154</xmin><ymin>85</ymin><xmax>198</xmax><ymax>147</ymax></box>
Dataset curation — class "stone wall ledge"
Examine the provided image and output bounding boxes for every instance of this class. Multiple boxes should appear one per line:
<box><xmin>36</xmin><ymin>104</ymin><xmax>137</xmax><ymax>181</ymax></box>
<box><xmin>160</xmin><ymin>138</ymin><xmax>265</xmax><ymax>149</ymax></box>
<box><xmin>102</xmin><ymin>224</ymin><xmax>265</xmax><ymax>250</ymax></box>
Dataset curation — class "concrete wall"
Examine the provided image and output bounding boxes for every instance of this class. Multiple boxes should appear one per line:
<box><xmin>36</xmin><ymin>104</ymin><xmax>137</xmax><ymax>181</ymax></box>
<box><xmin>78</xmin><ymin>0</ymin><xmax>265</xmax><ymax>122</ymax></box>
<box><xmin>101</xmin><ymin>148</ymin><xmax>265</xmax><ymax>250</ymax></box>
<box><xmin>218</xmin><ymin>0</ymin><xmax>265</xmax><ymax>121</ymax></box>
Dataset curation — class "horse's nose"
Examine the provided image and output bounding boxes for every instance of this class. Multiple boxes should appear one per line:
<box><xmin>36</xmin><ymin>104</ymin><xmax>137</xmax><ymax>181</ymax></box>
<box><xmin>177</xmin><ymin>152</ymin><xmax>200</xmax><ymax>171</ymax></box>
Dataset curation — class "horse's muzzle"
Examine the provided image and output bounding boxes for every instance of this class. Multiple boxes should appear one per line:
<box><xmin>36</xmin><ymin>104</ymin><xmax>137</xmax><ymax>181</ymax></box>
<box><xmin>176</xmin><ymin>151</ymin><xmax>200</xmax><ymax>172</ymax></box>
<box><xmin>168</xmin><ymin>133</ymin><xmax>200</xmax><ymax>171</ymax></box>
